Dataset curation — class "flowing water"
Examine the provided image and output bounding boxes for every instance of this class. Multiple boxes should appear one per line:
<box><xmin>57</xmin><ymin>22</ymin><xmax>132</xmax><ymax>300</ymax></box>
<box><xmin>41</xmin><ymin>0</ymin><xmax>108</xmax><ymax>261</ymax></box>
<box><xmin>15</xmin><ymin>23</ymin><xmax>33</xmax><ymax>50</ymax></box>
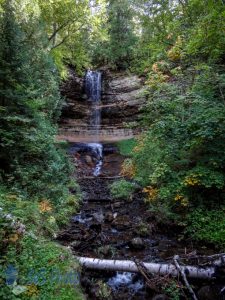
<box><xmin>85</xmin><ymin>70</ymin><xmax>103</xmax><ymax>176</ymax></box>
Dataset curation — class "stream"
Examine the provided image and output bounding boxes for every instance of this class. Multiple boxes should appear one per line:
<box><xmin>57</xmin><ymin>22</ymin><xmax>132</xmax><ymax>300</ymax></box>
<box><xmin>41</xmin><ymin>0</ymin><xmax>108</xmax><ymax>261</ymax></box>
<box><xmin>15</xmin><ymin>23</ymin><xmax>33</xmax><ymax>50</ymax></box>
<box><xmin>58</xmin><ymin>71</ymin><xmax>223</xmax><ymax>300</ymax></box>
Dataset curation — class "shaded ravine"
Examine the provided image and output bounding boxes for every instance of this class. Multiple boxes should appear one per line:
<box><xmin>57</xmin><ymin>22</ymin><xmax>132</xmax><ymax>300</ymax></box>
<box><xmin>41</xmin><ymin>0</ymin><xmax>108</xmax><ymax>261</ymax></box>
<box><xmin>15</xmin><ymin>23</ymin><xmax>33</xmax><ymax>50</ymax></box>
<box><xmin>57</xmin><ymin>70</ymin><xmax>224</xmax><ymax>300</ymax></box>
<box><xmin>57</xmin><ymin>145</ymin><xmax>219</xmax><ymax>300</ymax></box>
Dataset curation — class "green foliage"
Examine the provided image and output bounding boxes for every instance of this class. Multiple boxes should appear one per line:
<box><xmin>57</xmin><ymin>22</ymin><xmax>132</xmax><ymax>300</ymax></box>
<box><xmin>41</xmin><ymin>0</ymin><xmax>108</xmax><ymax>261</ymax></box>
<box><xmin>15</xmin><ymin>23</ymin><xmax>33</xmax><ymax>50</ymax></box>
<box><xmin>131</xmin><ymin>0</ymin><xmax>225</xmax><ymax>73</ymax></box>
<box><xmin>37</xmin><ymin>0</ymin><xmax>91</xmax><ymax>76</ymax></box>
<box><xmin>135</xmin><ymin>68</ymin><xmax>225</xmax><ymax>198</ymax></box>
<box><xmin>90</xmin><ymin>0</ymin><xmax>138</xmax><ymax>69</ymax></box>
<box><xmin>185</xmin><ymin>208</ymin><xmax>225</xmax><ymax>248</ymax></box>
<box><xmin>117</xmin><ymin>138</ymin><xmax>137</xmax><ymax>156</ymax></box>
<box><xmin>110</xmin><ymin>179</ymin><xmax>135</xmax><ymax>200</ymax></box>
<box><xmin>162</xmin><ymin>280</ymin><xmax>181</xmax><ymax>300</ymax></box>
<box><xmin>0</xmin><ymin>0</ymin><xmax>73</xmax><ymax>204</ymax></box>
<box><xmin>0</xmin><ymin>185</ymin><xmax>83</xmax><ymax>300</ymax></box>
<box><xmin>132</xmin><ymin>64</ymin><xmax>225</xmax><ymax>246</ymax></box>
<box><xmin>106</xmin><ymin>0</ymin><xmax>137</xmax><ymax>69</ymax></box>
<box><xmin>0</xmin><ymin>3</ymin><xmax>83</xmax><ymax>298</ymax></box>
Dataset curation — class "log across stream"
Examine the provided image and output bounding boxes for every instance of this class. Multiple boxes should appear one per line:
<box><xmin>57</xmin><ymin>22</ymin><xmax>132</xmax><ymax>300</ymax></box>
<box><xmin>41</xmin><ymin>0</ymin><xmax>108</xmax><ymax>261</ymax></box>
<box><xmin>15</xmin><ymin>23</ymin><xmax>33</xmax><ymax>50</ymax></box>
<box><xmin>57</xmin><ymin>143</ymin><xmax>225</xmax><ymax>300</ymax></box>
<box><xmin>76</xmin><ymin>256</ymin><xmax>223</xmax><ymax>280</ymax></box>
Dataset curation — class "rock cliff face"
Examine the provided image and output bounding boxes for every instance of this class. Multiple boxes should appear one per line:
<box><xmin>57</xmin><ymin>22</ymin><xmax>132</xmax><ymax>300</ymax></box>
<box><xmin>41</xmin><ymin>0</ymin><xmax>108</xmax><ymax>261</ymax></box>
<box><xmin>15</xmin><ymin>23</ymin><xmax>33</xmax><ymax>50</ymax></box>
<box><xmin>101</xmin><ymin>71</ymin><xmax>146</xmax><ymax>126</ymax></box>
<box><xmin>60</xmin><ymin>67</ymin><xmax>88</xmax><ymax>122</ymax></box>
<box><xmin>58</xmin><ymin>67</ymin><xmax>146</xmax><ymax>142</ymax></box>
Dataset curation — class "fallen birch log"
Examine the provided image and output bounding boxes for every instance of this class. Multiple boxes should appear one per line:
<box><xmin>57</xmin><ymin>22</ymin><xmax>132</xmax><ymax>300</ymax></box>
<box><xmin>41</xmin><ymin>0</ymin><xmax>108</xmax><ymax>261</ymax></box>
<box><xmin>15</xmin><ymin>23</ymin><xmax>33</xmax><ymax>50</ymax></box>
<box><xmin>76</xmin><ymin>256</ymin><xmax>224</xmax><ymax>280</ymax></box>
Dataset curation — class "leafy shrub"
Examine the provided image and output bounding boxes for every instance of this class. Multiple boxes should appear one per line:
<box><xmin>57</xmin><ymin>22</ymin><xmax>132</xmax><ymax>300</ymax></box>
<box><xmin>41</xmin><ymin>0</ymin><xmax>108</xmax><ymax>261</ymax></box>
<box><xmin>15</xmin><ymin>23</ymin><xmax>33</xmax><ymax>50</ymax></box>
<box><xmin>134</xmin><ymin>67</ymin><xmax>225</xmax><ymax>209</ymax></box>
<box><xmin>117</xmin><ymin>139</ymin><xmax>137</xmax><ymax>156</ymax></box>
<box><xmin>110</xmin><ymin>179</ymin><xmax>135</xmax><ymax>200</ymax></box>
<box><xmin>185</xmin><ymin>208</ymin><xmax>225</xmax><ymax>248</ymax></box>
<box><xmin>120</xmin><ymin>158</ymin><xmax>136</xmax><ymax>178</ymax></box>
<box><xmin>0</xmin><ymin>185</ymin><xmax>83</xmax><ymax>300</ymax></box>
<box><xmin>131</xmin><ymin>65</ymin><xmax>225</xmax><ymax>247</ymax></box>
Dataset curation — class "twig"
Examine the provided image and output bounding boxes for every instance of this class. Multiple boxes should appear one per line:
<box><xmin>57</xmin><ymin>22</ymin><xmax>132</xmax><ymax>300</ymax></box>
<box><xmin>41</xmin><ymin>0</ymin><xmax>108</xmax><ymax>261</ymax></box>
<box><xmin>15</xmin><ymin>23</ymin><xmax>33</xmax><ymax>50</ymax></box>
<box><xmin>134</xmin><ymin>258</ymin><xmax>159</xmax><ymax>292</ymax></box>
<box><xmin>173</xmin><ymin>255</ymin><xmax>198</xmax><ymax>300</ymax></box>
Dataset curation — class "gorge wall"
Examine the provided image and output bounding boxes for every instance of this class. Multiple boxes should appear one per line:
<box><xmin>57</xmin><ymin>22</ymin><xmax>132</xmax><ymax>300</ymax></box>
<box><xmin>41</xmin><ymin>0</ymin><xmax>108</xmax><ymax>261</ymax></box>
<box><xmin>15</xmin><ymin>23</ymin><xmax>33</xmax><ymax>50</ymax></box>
<box><xmin>58</xmin><ymin>67</ymin><xmax>146</xmax><ymax>143</ymax></box>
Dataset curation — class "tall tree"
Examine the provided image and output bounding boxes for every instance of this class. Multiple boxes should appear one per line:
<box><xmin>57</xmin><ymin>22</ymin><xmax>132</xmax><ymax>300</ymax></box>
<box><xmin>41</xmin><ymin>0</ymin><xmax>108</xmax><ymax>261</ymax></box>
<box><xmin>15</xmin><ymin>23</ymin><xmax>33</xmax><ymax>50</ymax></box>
<box><xmin>0</xmin><ymin>0</ymin><xmax>70</xmax><ymax>201</ymax></box>
<box><xmin>107</xmin><ymin>0</ymin><xmax>137</xmax><ymax>69</ymax></box>
<box><xmin>38</xmin><ymin>0</ymin><xmax>91</xmax><ymax>76</ymax></box>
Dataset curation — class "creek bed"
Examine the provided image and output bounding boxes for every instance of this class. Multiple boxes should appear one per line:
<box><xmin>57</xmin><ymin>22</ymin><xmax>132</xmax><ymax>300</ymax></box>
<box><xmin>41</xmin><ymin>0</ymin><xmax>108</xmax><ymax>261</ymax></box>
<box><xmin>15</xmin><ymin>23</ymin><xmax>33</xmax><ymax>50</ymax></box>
<box><xmin>57</xmin><ymin>143</ymin><xmax>222</xmax><ymax>300</ymax></box>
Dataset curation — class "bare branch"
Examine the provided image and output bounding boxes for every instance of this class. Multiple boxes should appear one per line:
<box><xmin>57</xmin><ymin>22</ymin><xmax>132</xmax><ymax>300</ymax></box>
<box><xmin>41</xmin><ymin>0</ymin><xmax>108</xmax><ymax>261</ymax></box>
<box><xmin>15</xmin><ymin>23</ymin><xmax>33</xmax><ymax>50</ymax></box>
<box><xmin>174</xmin><ymin>255</ymin><xmax>198</xmax><ymax>300</ymax></box>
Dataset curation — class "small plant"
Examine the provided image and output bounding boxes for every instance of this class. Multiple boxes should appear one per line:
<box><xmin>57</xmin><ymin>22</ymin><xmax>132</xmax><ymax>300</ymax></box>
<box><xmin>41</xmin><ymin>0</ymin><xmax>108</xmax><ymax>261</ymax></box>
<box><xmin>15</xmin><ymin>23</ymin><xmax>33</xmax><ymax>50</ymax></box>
<box><xmin>135</xmin><ymin>222</ymin><xmax>149</xmax><ymax>237</ymax></box>
<box><xmin>163</xmin><ymin>279</ymin><xmax>182</xmax><ymax>300</ymax></box>
<box><xmin>96</xmin><ymin>280</ymin><xmax>112</xmax><ymax>300</ymax></box>
<box><xmin>96</xmin><ymin>245</ymin><xmax>117</xmax><ymax>258</ymax></box>
<box><xmin>110</xmin><ymin>179</ymin><xmax>135</xmax><ymax>200</ymax></box>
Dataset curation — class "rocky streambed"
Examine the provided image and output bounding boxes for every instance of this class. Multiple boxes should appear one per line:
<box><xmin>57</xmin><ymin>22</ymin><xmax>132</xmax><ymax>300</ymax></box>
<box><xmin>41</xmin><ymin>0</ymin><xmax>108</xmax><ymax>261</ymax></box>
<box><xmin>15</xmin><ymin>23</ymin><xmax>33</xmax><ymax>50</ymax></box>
<box><xmin>57</xmin><ymin>143</ymin><xmax>224</xmax><ymax>300</ymax></box>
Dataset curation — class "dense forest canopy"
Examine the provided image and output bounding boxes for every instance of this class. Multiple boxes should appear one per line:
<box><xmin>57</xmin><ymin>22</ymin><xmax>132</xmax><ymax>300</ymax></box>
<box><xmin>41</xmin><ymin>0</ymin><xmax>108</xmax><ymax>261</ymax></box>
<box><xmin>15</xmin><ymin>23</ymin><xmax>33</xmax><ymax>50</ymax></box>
<box><xmin>0</xmin><ymin>0</ymin><xmax>225</xmax><ymax>299</ymax></box>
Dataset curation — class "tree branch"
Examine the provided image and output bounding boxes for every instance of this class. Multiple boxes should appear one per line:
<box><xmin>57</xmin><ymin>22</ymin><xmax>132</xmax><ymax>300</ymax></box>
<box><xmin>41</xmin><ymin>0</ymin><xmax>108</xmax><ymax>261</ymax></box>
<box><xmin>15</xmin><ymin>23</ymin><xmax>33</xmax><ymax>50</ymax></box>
<box><xmin>173</xmin><ymin>255</ymin><xmax>198</xmax><ymax>300</ymax></box>
<box><xmin>50</xmin><ymin>35</ymin><xmax>69</xmax><ymax>50</ymax></box>
<box><xmin>49</xmin><ymin>23</ymin><xmax>85</xmax><ymax>50</ymax></box>
<box><xmin>48</xmin><ymin>20</ymin><xmax>71</xmax><ymax>42</ymax></box>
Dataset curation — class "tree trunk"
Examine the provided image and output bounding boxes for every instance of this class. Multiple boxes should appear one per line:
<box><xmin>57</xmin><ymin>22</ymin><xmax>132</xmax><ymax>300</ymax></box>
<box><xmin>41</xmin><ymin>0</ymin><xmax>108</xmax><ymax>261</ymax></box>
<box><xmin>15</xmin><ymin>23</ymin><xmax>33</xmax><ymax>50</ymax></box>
<box><xmin>76</xmin><ymin>256</ymin><xmax>221</xmax><ymax>280</ymax></box>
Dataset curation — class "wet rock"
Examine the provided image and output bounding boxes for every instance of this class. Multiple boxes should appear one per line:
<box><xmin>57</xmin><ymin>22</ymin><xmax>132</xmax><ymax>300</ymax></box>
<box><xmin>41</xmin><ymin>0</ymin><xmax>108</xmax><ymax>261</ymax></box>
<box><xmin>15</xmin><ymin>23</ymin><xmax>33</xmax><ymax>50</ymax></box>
<box><xmin>93</xmin><ymin>212</ymin><xmax>104</xmax><ymax>223</ymax></box>
<box><xmin>105</xmin><ymin>211</ymin><xmax>114</xmax><ymax>222</ymax></box>
<box><xmin>85</xmin><ymin>155</ymin><xmax>93</xmax><ymax>166</ymax></box>
<box><xmin>152</xmin><ymin>295</ymin><xmax>169</xmax><ymax>300</ymax></box>
<box><xmin>80</xmin><ymin>276</ymin><xmax>91</xmax><ymax>288</ymax></box>
<box><xmin>69</xmin><ymin>229</ymin><xmax>82</xmax><ymax>235</ymax></box>
<box><xmin>149</xmin><ymin>240</ymin><xmax>159</xmax><ymax>247</ymax></box>
<box><xmin>112</xmin><ymin>216</ymin><xmax>131</xmax><ymax>230</ymax></box>
<box><xmin>89</xmin><ymin>223</ymin><xmax>102</xmax><ymax>233</ymax></box>
<box><xmin>103</xmin><ymin>144</ymin><xmax>118</xmax><ymax>154</ymax></box>
<box><xmin>113</xmin><ymin>202</ymin><xmax>122</xmax><ymax>208</ymax></box>
<box><xmin>198</xmin><ymin>285</ymin><xmax>220</xmax><ymax>300</ymax></box>
<box><xmin>115</xmin><ymin>242</ymin><xmax>129</xmax><ymax>249</ymax></box>
<box><xmin>70</xmin><ymin>240</ymin><xmax>81</xmax><ymax>249</ymax></box>
<box><xmin>57</xmin><ymin>232</ymin><xmax>73</xmax><ymax>241</ymax></box>
<box><xmin>130</xmin><ymin>237</ymin><xmax>145</xmax><ymax>250</ymax></box>
<box><xmin>82</xmin><ymin>232</ymin><xmax>92</xmax><ymax>240</ymax></box>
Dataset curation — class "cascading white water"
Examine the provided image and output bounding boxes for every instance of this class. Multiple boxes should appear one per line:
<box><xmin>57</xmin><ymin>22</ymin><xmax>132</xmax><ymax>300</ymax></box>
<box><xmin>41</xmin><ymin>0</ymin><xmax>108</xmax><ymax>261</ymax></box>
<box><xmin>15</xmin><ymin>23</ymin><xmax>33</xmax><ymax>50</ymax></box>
<box><xmin>107</xmin><ymin>272</ymin><xmax>144</xmax><ymax>294</ymax></box>
<box><xmin>85</xmin><ymin>70</ymin><xmax>103</xmax><ymax>176</ymax></box>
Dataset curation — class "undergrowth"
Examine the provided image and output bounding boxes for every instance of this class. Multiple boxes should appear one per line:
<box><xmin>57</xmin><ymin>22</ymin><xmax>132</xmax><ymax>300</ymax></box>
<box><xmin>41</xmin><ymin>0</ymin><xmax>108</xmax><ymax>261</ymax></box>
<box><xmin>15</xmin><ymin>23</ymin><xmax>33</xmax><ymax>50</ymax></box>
<box><xmin>0</xmin><ymin>184</ymin><xmax>83</xmax><ymax>299</ymax></box>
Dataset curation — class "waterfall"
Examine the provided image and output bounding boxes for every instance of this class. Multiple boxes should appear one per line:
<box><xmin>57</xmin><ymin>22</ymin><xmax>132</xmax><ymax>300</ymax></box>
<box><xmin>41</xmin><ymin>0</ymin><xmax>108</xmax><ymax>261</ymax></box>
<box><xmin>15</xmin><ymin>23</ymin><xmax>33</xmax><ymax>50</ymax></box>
<box><xmin>85</xmin><ymin>70</ymin><xmax>103</xmax><ymax>176</ymax></box>
<box><xmin>85</xmin><ymin>70</ymin><xmax>102</xmax><ymax>140</ymax></box>
<box><xmin>85</xmin><ymin>70</ymin><xmax>102</xmax><ymax>102</ymax></box>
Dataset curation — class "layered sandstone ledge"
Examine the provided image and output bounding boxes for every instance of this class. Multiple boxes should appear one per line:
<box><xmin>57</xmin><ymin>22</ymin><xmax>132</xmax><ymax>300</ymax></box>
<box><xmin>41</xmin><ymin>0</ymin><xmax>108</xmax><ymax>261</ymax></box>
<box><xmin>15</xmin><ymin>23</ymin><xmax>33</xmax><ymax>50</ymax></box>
<box><xmin>58</xmin><ymin>67</ymin><xmax>146</xmax><ymax>142</ymax></box>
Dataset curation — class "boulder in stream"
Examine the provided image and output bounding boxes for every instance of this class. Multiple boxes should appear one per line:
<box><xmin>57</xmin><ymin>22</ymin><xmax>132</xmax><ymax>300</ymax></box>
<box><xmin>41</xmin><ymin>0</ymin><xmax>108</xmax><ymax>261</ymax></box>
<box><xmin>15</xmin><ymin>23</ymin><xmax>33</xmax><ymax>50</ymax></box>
<box><xmin>130</xmin><ymin>237</ymin><xmax>145</xmax><ymax>250</ymax></box>
<box><xmin>105</xmin><ymin>211</ymin><xmax>114</xmax><ymax>222</ymax></box>
<box><xmin>85</xmin><ymin>155</ymin><xmax>93</xmax><ymax>166</ymax></box>
<box><xmin>152</xmin><ymin>295</ymin><xmax>169</xmax><ymax>300</ymax></box>
<box><xmin>93</xmin><ymin>212</ymin><xmax>105</xmax><ymax>223</ymax></box>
